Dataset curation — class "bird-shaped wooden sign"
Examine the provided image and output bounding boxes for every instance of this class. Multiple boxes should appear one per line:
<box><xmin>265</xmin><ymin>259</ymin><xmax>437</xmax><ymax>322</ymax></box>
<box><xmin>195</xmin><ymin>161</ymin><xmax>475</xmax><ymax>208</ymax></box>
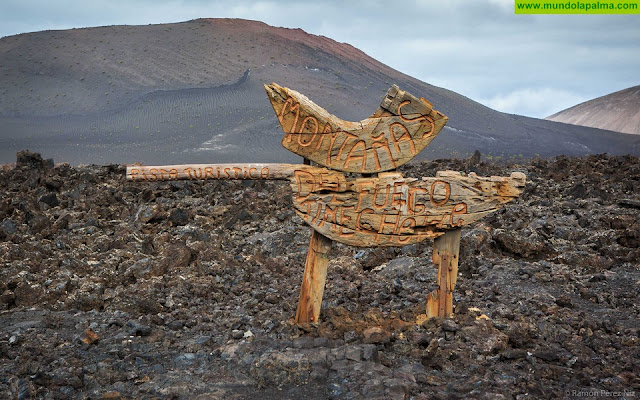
<box><xmin>264</xmin><ymin>83</ymin><xmax>448</xmax><ymax>173</ymax></box>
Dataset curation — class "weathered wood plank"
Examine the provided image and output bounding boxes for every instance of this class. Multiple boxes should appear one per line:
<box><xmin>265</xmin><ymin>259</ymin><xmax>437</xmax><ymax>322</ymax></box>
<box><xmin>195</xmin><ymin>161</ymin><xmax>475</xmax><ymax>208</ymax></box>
<box><xmin>289</xmin><ymin>167</ymin><xmax>526</xmax><ymax>247</ymax></box>
<box><xmin>127</xmin><ymin>163</ymin><xmax>305</xmax><ymax>181</ymax></box>
<box><xmin>295</xmin><ymin>230</ymin><xmax>333</xmax><ymax>324</ymax></box>
<box><xmin>426</xmin><ymin>228</ymin><xmax>461</xmax><ymax>318</ymax></box>
<box><xmin>264</xmin><ymin>83</ymin><xmax>448</xmax><ymax>173</ymax></box>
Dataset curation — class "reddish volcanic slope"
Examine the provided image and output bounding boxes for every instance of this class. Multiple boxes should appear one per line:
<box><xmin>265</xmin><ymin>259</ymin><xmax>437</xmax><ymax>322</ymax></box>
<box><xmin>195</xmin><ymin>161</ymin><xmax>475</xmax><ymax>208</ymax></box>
<box><xmin>547</xmin><ymin>86</ymin><xmax>640</xmax><ymax>135</ymax></box>
<box><xmin>0</xmin><ymin>18</ymin><xmax>413</xmax><ymax>118</ymax></box>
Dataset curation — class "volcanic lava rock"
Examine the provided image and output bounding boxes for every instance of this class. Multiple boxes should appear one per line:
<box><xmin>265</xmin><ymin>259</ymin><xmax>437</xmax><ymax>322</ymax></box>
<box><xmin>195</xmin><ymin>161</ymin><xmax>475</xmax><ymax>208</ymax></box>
<box><xmin>127</xmin><ymin>320</ymin><xmax>152</xmax><ymax>337</ymax></box>
<box><xmin>16</xmin><ymin>150</ymin><xmax>52</xmax><ymax>170</ymax></box>
<box><xmin>0</xmin><ymin>153</ymin><xmax>638</xmax><ymax>398</ymax></box>
<box><xmin>0</xmin><ymin>218</ymin><xmax>17</xmax><ymax>236</ymax></box>
<box><xmin>169</xmin><ymin>208</ymin><xmax>189</xmax><ymax>226</ymax></box>
<box><xmin>363</xmin><ymin>327</ymin><xmax>392</xmax><ymax>344</ymax></box>
<box><xmin>38</xmin><ymin>193</ymin><xmax>59</xmax><ymax>208</ymax></box>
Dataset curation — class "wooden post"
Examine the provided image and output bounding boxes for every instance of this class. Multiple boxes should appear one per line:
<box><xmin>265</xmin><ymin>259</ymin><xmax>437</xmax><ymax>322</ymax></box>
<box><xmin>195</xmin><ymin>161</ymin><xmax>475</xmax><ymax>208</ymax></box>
<box><xmin>295</xmin><ymin>230</ymin><xmax>332</xmax><ymax>324</ymax></box>
<box><xmin>426</xmin><ymin>228</ymin><xmax>461</xmax><ymax>318</ymax></box>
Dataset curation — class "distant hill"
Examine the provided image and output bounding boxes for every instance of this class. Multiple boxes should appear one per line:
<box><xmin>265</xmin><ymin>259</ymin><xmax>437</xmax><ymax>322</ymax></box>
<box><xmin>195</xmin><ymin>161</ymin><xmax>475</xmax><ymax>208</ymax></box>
<box><xmin>1</xmin><ymin>18</ymin><xmax>638</xmax><ymax>165</ymax></box>
<box><xmin>547</xmin><ymin>86</ymin><xmax>640</xmax><ymax>135</ymax></box>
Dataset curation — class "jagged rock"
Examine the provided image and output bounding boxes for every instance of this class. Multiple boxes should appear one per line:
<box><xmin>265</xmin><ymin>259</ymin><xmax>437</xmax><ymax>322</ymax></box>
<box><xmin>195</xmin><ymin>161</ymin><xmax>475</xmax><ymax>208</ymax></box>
<box><xmin>127</xmin><ymin>320</ymin><xmax>152</xmax><ymax>337</ymax></box>
<box><xmin>39</xmin><ymin>193</ymin><xmax>59</xmax><ymax>208</ymax></box>
<box><xmin>136</xmin><ymin>205</ymin><xmax>158</xmax><ymax>223</ymax></box>
<box><xmin>618</xmin><ymin>198</ymin><xmax>640</xmax><ymax>209</ymax></box>
<box><xmin>153</xmin><ymin>244</ymin><xmax>192</xmax><ymax>275</ymax></box>
<box><xmin>459</xmin><ymin>321</ymin><xmax>509</xmax><ymax>355</ymax></box>
<box><xmin>506</xmin><ymin>322</ymin><xmax>538</xmax><ymax>348</ymax></box>
<box><xmin>231</xmin><ymin>329</ymin><xmax>244</xmax><ymax>339</ymax></box>
<box><xmin>16</xmin><ymin>150</ymin><xmax>52</xmax><ymax>169</ymax></box>
<box><xmin>493</xmin><ymin>229</ymin><xmax>553</xmax><ymax>259</ymax></box>
<box><xmin>250</xmin><ymin>350</ymin><xmax>314</xmax><ymax>388</ymax></box>
<box><xmin>363</xmin><ymin>327</ymin><xmax>391</xmax><ymax>344</ymax></box>
<box><xmin>170</xmin><ymin>208</ymin><xmax>189</xmax><ymax>226</ymax></box>
<box><xmin>14</xmin><ymin>281</ymin><xmax>42</xmax><ymax>306</ymax></box>
<box><xmin>442</xmin><ymin>319</ymin><xmax>459</xmax><ymax>332</ymax></box>
<box><xmin>0</xmin><ymin>218</ymin><xmax>17</xmax><ymax>236</ymax></box>
<box><xmin>468</xmin><ymin>150</ymin><xmax>481</xmax><ymax>167</ymax></box>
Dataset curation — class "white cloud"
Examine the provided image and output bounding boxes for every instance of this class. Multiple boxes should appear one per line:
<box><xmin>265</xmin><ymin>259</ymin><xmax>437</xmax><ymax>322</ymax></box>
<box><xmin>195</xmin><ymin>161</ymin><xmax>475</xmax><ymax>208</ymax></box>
<box><xmin>480</xmin><ymin>88</ymin><xmax>588</xmax><ymax>118</ymax></box>
<box><xmin>486</xmin><ymin>0</ymin><xmax>513</xmax><ymax>9</ymax></box>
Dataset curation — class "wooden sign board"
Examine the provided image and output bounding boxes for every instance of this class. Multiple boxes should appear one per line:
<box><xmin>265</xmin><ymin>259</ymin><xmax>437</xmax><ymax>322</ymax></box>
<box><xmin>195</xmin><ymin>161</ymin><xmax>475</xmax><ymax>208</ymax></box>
<box><xmin>265</xmin><ymin>83</ymin><xmax>448</xmax><ymax>173</ymax></box>
<box><xmin>290</xmin><ymin>168</ymin><xmax>525</xmax><ymax>247</ymax></box>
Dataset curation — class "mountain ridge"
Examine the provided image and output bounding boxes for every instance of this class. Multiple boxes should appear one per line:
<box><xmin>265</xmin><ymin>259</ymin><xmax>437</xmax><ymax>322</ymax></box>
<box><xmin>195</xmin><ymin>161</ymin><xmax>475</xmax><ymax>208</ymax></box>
<box><xmin>0</xmin><ymin>18</ymin><xmax>638</xmax><ymax>165</ymax></box>
<box><xmin>546</xmin><ymin>85</ymin><xmax>640</xmax><ymax>135</ymax></box>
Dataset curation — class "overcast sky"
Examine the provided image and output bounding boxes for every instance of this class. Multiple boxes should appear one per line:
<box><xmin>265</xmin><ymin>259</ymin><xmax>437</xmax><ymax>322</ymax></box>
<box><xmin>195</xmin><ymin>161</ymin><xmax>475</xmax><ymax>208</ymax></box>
<box><xmin>1</xmin><ymin>0</ymin><xmax>638</xmax><ymax>118</ymax></box>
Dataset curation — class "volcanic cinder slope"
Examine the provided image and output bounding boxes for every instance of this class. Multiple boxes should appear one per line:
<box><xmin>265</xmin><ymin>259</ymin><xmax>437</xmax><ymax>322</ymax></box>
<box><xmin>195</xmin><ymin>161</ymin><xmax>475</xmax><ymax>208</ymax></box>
<box><xmin>547</xmin><ymin>85</ymin><xmax>640</xmax><ymax>135</ymax></box>
<box><xmin>1</xmin><ymin>18</ymin><xmax>639</xmax><ymax>165</ymax></box>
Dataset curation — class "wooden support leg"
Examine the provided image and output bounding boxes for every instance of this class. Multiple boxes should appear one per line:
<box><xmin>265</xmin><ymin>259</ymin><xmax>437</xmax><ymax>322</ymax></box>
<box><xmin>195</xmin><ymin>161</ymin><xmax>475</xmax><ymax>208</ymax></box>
<box><xmin>295</xmin><ymin>230</ymin><xmax>333</xmax><ymax>324</ymax></box>
<box><xmin>426</xmin><ymin>228</ymin><xmax>461</xmax><ymax>318</ymax></box>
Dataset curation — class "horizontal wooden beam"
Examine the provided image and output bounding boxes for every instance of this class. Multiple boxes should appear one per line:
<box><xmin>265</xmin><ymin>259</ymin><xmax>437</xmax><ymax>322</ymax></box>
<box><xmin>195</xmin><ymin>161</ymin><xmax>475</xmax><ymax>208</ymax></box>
<box><xmin>126</xmin><ymin>163</ymin><xmax>301</xmax><ymax>182</ymax></box>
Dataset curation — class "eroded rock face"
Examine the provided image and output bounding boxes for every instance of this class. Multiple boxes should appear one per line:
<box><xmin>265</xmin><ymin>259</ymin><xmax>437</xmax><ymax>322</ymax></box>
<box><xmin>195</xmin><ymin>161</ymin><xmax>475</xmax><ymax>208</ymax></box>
<box><xmin>16</xmin><ymin>150</ymin><xmax>53</xmax><ymax>170</ymax></box>
<box><xmin>0</xmin><ymin>153</ymin><xmax>638</xmax><ymax>399</ymax></box>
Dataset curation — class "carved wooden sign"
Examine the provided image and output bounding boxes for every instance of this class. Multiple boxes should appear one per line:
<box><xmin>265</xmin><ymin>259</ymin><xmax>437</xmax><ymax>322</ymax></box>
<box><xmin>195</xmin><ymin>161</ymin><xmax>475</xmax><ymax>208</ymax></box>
<box><xmin>289</xmin><ymin>168</ymin><xmax>525</xmax><ymax>247</ymax></box>
<box><xmin>264</xmin><ymin>83</ymin><xmax>448</xmax><ymax>173</ymax></box>
<box><xmin>126</xmin><ymin>83</ymin><xmax>526</xmax><ymax>322</ymax></box>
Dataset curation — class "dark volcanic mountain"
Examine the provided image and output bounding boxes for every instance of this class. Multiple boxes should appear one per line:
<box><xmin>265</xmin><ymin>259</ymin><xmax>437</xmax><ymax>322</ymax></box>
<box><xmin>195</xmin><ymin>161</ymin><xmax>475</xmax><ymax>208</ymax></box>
<box><xmin>1</xmin><ymin>18</ymin><xmax>639</xmax><ymax>165</ymax></box>
<box><xmin>547</xmin><ymin>85</ymin><xmax>640</xmax><ymax>135</ymax></box>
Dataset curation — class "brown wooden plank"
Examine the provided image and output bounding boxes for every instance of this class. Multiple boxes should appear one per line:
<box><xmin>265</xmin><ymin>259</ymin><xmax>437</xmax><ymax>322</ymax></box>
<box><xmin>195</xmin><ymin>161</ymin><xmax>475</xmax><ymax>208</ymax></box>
<box><xmin>126</xmin><ymin>163</ymin><xmax>302</xmax><ymax>181</ymax></box>
<box><xmin>265</xmin><ymin>83</ymin><xmax>448</xmax><ymax>173</ymax></box>
<box><xmin>425</xmin><ymin>291</ymin><xmax>439</xmax><ymax>318</ymax></box>
<box><xmin>437</xmin><ymin>254</ymin><xmax>450</xmax><ymax>317</ymax></box>
<box><xmin>295</xmin><ymin>230</ymin><xmax>333</xmax><ymax>324</ymax></box>
<box><xmin>288</xmin><ymin>166</ymin><xmax>525</xmax><ymax>247</ymax></box>
<box><xmin>426</xmin><ymin>228</ymin><xmax>461</xmax><ymax>318</ymax></box>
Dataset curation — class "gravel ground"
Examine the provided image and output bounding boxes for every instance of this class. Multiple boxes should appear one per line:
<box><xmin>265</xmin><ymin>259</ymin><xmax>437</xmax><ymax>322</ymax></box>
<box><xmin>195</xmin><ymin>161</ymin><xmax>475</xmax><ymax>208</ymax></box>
<box><xmin>1</xmin><ymin>151</ymin><xmax>638</xmax><ymax>399</ymax></box>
